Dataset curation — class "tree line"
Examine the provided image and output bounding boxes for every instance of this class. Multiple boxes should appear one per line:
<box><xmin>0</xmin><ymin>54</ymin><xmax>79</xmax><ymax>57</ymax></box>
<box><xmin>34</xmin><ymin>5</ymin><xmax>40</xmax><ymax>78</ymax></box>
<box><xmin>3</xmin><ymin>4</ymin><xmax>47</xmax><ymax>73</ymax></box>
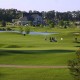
<box><xmin>0</xmin><ymin>8</ymin><xmax>80</xmax><ymax>23</ymax></box>
<box><xmin>0</xmin><ymin>8</ymin><xmax>22</xmax><ymax>22</ymax></box>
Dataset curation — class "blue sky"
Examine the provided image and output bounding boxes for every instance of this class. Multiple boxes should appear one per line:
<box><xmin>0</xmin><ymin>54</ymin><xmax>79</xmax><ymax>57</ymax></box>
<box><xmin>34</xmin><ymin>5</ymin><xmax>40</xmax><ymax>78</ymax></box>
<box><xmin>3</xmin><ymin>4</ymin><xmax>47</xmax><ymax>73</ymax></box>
<box><xmin>0</xmin><ymin>0</ymin><xmax>80</xmax><ymax>12</ymax></box>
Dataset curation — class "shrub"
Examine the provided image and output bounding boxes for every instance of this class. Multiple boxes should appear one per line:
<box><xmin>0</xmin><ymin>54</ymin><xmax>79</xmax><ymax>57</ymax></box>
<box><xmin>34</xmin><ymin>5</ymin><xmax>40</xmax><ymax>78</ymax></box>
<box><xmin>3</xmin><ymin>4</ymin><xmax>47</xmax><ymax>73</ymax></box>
<box><xmin>24</xmin><ymin>27</ymin><xmax>30</xmax><ymax>34</ymax></box>
<box><xmin>68</xmin><ymin>49</ymin><xmax>80</xmax><ymax>80</ymax></box>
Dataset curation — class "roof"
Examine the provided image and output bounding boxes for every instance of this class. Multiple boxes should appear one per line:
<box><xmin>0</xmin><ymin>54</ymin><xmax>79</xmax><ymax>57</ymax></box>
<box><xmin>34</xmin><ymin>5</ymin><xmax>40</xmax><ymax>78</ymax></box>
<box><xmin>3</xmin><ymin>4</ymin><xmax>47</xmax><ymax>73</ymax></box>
<box><xmin>19</xmin><ymin>17</ymin><xmax>27</xmax><ymax>21</ymax></box>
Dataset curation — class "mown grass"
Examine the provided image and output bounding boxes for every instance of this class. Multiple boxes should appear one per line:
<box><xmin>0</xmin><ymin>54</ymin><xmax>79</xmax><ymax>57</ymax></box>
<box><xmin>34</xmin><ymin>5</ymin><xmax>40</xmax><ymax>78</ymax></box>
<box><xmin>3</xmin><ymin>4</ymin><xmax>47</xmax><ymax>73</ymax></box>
<box><xmin>0</xmin><ymin>50</ymin><xmax>75</xmax><ymax>65</ymax></box>
<box><xmin>0</xmin><ymin>28</ymin><xmax>80</xmax><ymax>65</ymax></box>
<box><xmin>0</xmin><ymin>29</ymin><xmax>79</xmax><ymax>49</ymax></box>
<box><xmin>0</xmin><ymin>27</ymin><xmax>80</xmax><ymax>80</ymax></box>
<box><xmin>0</xmin><ymin>68</ymin><xmax>73</xmax><ymax>80</ymax></box>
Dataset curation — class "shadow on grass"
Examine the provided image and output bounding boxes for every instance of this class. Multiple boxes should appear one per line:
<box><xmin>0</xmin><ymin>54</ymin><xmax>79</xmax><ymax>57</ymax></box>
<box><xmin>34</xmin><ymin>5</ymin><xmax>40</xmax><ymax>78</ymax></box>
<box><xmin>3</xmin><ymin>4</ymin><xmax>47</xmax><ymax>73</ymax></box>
<box><xmin>0</xmin><ymin>44</ymin><xmax>22</xmax><ymax>48</ymax></box>
<box><xmin>0</xmin><ymin>44</ymin><xmax>5</xmax><ymax>47</ymax></box>
<box><xmin>0</xmin><ymin>73</ymin><xmax>5</xmax><ymax>78</ymax></box>
<box><xmin>75</xmin><ymin>46</ymin><xmax>80</xmax><ymax>47</ymax></box>
<box><xmin>73</xmin><ymin>41</ymin><xmax>80</xmax><ymax>44</ymax></box>
<box><xmin>0</xmin><ymin>49</ymin><xmax>75</xmax><ymax>56</ymax></box>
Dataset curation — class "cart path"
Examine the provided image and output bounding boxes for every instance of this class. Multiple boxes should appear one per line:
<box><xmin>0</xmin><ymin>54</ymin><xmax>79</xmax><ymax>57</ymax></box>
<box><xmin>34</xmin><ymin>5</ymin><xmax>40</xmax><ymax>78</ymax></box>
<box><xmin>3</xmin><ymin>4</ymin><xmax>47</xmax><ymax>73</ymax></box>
<box><xmin>0</xmin><ymin>64</ymin><xmax>69</xmax><ymax>68</ymax></box>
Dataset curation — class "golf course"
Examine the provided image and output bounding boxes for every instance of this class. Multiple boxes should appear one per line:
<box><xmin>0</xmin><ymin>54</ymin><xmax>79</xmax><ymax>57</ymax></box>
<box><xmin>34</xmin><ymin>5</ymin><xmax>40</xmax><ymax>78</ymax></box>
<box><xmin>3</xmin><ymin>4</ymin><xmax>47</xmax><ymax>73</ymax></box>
<box><xmin>0</xmin><ymin>27</ymin><xmax>80</xmax><ymax>80</ymax></box>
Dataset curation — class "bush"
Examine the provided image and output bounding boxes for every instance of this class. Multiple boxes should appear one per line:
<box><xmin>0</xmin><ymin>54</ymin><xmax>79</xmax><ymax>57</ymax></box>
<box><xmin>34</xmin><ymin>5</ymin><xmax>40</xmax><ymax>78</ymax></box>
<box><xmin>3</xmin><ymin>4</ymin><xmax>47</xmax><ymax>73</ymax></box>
<box><xmin>6</xmin><ymin>27</ymin><xmax>12</xmax><ymax>31</ymax></box>
<box><xmin>24</xmin><ymin>27</ymin><xmax>30</xmax><ymax>34</ymax></box>
<box><xmin>1</xmin><ymin>20</ymin><xmax>6</xmax><ymax>27</ymax></box>
<box><xmin>68</xmin><ymin>49</ymin><xmax>80</xmax><ymax>80</ymax></box>
<box><xmin>19</xmin><ymin>26</ymin><xmax>23</xmax><ymax>33</ymax></box>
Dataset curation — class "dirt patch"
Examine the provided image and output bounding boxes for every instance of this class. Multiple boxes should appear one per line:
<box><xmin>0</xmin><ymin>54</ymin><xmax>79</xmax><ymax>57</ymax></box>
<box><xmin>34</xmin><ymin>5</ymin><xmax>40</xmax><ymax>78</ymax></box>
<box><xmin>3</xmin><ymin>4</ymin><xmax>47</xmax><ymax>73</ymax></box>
<box><xmin>0</xmin><ymin>64</ymin><xmax>68</xmax><ymax>68</ymax></box>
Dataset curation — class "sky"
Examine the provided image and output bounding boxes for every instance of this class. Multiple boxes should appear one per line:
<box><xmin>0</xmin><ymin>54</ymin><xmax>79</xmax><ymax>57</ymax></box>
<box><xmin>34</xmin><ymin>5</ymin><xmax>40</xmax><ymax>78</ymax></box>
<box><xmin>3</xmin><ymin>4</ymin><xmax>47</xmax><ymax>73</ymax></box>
<box><xmin>0</xmin><ymin>0</ymin><xmax>80</xmax><ymax>12</ymax></box>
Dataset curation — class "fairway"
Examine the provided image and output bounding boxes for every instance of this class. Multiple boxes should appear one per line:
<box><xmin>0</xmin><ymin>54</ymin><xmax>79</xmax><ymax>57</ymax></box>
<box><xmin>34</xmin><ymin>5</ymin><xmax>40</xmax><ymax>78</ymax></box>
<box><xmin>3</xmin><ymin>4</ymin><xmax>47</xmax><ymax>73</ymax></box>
<box><xmin>0</xmin><ymin>49</ymin><xmax>75</xmax><ymax>65</ymax></box>
<box><xmin>0</xmin><ymin>68</ymin><xmax>74</xmax><ymax>80</ymax></box>
<box><xmin>0</xmin><ymin>28</ymin><xmax>80</xmax><ymax>80</ymax></box>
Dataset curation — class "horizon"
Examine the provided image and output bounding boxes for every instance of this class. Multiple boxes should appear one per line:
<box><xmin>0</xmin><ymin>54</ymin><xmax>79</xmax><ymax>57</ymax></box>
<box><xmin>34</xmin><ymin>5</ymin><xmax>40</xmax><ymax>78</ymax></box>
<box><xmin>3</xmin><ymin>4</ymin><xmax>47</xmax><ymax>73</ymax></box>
<box><xmin>0</xmin><ymin>7</ymin><xmax>80</xmax><ymax>13</ymax></box>
<box><xmin>0</xmin><ymin>0</ymin><xmax>80</xmax><ymax>12</ymax></box>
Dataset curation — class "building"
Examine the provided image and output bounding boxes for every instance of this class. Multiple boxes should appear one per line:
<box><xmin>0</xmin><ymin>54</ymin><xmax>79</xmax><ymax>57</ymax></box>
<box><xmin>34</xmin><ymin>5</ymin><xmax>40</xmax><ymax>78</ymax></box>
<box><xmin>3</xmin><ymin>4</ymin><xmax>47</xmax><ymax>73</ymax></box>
<box><xmin>13</xmin><ymin>12</ymin><xmax>43</xmax><ymax>26</ymax></box>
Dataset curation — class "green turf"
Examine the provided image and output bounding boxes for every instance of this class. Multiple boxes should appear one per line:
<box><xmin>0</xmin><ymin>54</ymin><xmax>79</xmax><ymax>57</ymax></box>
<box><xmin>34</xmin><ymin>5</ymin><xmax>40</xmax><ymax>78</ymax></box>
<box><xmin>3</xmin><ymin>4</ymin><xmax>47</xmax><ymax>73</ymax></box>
<box><xmin>0</xmin><ymin>68</ymin><xmax>73</xmax><ymax>80</ymax></box>
<box><xmin>0</xmin><ymin>28</ymin><xmax>80</xmax><ymax>65</ymax></box>
<box><xmin>0</xmin><ymin>50</ymin><xmax>75</xmax><ymax>65</ymax></box>
<box><xmin>0</xmin><ymin>27</ymin><xmax>80</xmax><ymax>80</ymax></box>
<box><xmin>0</xmin><ymin>30</ymin><xmax>79</xmax><ymax>49</ymax></box>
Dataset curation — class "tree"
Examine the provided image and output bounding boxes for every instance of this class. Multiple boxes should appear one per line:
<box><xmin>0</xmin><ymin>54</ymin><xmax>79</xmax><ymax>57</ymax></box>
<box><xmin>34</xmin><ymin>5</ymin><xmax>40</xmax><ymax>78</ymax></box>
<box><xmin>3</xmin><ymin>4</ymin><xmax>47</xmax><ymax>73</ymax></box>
<box><xmin>50</xmin><ymin>22</ymin><xmax>55</xmax><ymax>28</ymax></box>
<box><xmin>19</xmin><ymin>26</ymin><xmax>23</xmax><ymax>33</ymax></box>
<box><xmin>47</xmin><ymin>20</ymin><xmax>55</xmax><ymax>28</ymax></box>
<box><xmin>24</xmin><ymin>27</ymin><xmax>30</xmax><ymax>34</ymax></box>
<box><xmin>68</xmin><ymin>49</ymin><xmax>80</xmax><ymax>80</ymax></box>
<box><xmin>59</xmin><ymin>20</ymin><xmax>64</xmax><ymax>27</ymax></box>
<box><xmin>46</xmin><ymin>10</ymin><xmax>55</xmax><ymax>20</ymax></box>
<box><xmin>64</xmin><ymin>21</ymin><xmax>70</xmax><ymax>28</ymax></box>
<box><xmin>1</xmin><ymin>20</ymin><xmax>6</xmax><ymax>27</ymax></box>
